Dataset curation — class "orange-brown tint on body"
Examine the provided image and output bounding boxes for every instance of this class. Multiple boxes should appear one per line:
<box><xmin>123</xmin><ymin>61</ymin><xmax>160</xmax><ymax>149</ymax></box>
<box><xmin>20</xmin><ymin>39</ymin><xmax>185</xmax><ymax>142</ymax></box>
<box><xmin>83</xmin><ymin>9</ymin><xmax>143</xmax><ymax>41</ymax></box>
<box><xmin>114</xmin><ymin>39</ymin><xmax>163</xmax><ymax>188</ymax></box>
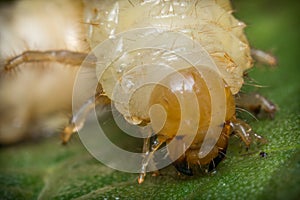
<box><xmin>148</xmin><ymin>67</ymin><xmax>235</xmax><ymax>165</ymax></box>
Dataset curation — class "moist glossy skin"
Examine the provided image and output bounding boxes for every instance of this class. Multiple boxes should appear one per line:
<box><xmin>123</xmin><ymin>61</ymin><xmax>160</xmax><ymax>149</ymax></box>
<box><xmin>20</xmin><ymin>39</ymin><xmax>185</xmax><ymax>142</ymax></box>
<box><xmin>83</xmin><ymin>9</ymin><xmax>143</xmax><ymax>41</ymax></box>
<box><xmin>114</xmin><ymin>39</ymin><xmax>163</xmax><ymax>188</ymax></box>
<box><xmin>84</xmin><ymin>0</ymin><xmax>252</xmax><ymax>95</ymax></box>
<box><xmin>149</xmin><ymin>67</ymin><xmax>235</xmax><ymax>170</ymax></box>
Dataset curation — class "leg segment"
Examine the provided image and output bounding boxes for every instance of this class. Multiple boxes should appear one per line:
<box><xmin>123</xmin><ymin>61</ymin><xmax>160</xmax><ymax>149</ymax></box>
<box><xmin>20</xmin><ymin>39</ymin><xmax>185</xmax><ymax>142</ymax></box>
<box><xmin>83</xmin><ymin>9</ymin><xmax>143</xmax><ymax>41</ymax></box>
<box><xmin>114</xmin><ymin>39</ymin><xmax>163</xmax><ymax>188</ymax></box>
<box><xmin>251</xmin><ymin>48</ymin><xmax>277</xmax><ymax>67</ymax></box>
<box><xmin>235</xmin><ymin>92</ymin><xmax>277</xmax><ymax>119</ymax></box>
<box><xmin>208</xmin><ymin>148</ymin><xmax>227</xmax><ymax>171</ymax></box>
<box><xmin>173</xmin><ymin>157</ymin><xmax>194</xmax><ymax>176</ymax></box>
<box><xmin>3</xmin><ymin>50</ymin><xmax>90</xmax><ymax>73</ymax></box>
<box><xmin>61</xmin><ymin>93</ymin><xmax>111</xmax><ymax>144</ymax></box>
<box><xmin>138</xmin><ymin>137</ymin><xmax>165</xmax><ymax>184</ymax></box>
<box><xmin>230</xmin><ymin>119</ymin><xmax>266</xmax><ymax>149</ymax></box>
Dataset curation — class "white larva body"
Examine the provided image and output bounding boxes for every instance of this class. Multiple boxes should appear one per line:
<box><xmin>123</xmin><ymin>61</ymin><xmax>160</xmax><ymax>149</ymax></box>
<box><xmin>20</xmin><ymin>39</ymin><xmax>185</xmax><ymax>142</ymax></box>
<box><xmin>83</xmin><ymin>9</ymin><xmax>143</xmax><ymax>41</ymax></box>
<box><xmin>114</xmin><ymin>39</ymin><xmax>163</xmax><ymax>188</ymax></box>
<box><xmin>0</xmin><ymin>0</ymin><xmax>252</xmax><ymax>147</ymax></box>
<box><xmin>84</xmin><ymin>0</ymin><xmax>252</xmax><ymax>95</ymax></box>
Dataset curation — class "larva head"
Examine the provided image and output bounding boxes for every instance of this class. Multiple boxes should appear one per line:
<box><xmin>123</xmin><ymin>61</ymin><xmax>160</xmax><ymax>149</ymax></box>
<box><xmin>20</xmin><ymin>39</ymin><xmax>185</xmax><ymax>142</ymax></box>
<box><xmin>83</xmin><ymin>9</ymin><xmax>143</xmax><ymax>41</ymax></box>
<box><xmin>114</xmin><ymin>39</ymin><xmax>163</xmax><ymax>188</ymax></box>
<box><xmin>149</xmin><ymin>67</ymin><xmax>211</xmax><ymax>139</ymax></box>
<box><xmin>148</xmin><ymin>67</ymin><xmax>236</xmax><ymax>163</ymax></box>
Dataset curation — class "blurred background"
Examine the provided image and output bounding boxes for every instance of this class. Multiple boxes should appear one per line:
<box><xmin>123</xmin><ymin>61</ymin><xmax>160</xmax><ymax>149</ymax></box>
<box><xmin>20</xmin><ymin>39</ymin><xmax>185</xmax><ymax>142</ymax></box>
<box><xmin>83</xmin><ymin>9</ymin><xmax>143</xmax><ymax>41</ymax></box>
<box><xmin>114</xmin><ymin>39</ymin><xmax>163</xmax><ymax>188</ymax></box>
<box><xmin>0</xmin><ymin>0</ymin><xmax>86</xmax><ymax>144</ymax></box>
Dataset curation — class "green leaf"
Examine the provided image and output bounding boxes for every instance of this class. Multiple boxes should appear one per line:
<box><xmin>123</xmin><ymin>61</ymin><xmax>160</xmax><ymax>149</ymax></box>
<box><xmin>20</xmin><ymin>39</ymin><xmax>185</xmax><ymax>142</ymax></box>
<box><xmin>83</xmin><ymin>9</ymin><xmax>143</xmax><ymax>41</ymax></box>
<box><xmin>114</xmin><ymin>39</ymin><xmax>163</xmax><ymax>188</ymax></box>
<box><xmin>0</xmin><ymin>1</ymin><xmax>299</xmax><ymax>200</ymax></box>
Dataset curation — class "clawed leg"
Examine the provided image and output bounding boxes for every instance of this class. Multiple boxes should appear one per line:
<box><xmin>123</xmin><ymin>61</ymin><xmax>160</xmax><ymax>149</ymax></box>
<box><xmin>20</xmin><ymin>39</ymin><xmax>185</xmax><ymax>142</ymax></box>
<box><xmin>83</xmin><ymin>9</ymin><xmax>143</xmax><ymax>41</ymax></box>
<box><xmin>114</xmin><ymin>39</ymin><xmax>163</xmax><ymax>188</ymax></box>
<box><xmin>138</xmin><ymin>135</ymin><xmax>151</xmax><ymax>184</ymax></box>
<box><xmin>61</xmin><ymin>93</ymin><xmax>111</xmax><ymax>144</ymax></box>
<box><xmin>235</xmin><ymin>92</ymin><xmax>277</xmax><ymax>119</ymax></box>
<box><xmin>230</xmin><ymin>119</ymin><xmax>267</xmax><ymax>149</ymax></box>
<box><xmin>138</xmin><ymin>137</ymin><xmax>164</xmax><ymax>184</ymax></box>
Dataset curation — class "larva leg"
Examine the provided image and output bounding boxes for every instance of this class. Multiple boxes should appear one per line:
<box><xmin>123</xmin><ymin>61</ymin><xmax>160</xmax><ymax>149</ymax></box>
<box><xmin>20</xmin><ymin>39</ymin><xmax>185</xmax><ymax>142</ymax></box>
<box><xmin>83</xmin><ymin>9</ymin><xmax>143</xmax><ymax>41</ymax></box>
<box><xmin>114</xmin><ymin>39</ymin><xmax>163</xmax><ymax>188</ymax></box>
<box><xmin>208</xmin><ymin>148</ymin><xmax>227</xmax><ymax>171</ymax></box>
<box><xmin>138</xmin><ymin>138</ymin><xmax>164</xmax><ymax>184</ymax></box>
<box><xmin>173</xmin><ymin>156</ymin><xmax>193</xmax><ymax>176</ymax></box>
<box><xmin>3</xmin><ymin>50</ymin><xmax>89</xmax><ymax>73</ymax></box>
<box><xmin>235</xmin><ymin>92</ymin><xmax>277</xmax><ymax>119</ymax></box>
<box><xmin>251</xmin><ymin>48</ymin><xmax>277</xmax><ymax>67</ymax></box>
<box><xmin>230</xmin><ymin>119</ymin><xmax>266</xmax><ymax>149</ymax></box>
<box><xmin>138</xmin><ymin>134</ymin><xmax>151</xmax><ymax>182</ymax></box>
<box><xmin>61</xmin><ymin>93</ymin><xmax>111</xmax><ymax>144</ymax></box>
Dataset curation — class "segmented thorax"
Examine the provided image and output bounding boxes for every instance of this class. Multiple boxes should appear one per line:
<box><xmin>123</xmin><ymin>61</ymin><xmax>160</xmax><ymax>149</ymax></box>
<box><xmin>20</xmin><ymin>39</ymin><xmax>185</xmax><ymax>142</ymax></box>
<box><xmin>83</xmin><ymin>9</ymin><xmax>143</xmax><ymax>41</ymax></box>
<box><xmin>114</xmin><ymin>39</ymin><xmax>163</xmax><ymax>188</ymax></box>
<box><xmin>84</xmin><ymin>0</ymin><xmax>252</xmax><ymax>94</ymax></box>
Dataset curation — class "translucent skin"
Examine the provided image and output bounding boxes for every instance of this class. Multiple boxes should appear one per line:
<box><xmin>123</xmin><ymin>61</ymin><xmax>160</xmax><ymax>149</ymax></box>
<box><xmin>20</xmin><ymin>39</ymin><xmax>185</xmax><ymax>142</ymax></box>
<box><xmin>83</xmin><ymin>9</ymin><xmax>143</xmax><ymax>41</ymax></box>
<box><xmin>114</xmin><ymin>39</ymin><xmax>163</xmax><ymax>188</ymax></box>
<box><xmin>85</xmin><ymin>0</ymin><xmax>252</xmax><ymax>94</ymax></box>
<box><xmin>149</xmin><ymin>67</ymin><xmax>235</xmax><ymax>166</ymax></box>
